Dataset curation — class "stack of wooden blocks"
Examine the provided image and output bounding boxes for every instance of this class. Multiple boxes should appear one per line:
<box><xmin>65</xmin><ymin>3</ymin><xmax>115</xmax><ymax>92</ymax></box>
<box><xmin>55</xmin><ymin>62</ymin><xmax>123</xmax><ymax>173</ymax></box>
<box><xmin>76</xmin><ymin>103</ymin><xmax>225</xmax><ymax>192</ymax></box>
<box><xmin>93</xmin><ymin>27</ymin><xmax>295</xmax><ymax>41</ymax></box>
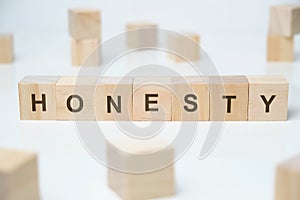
<box><xmin>267</xmin><ymin>4</ymin><xmax>300</xmax><ymax>62</ymax></box>
<box><xmin>0</xmin><ymin>34</ymin><xmax>14</xmax><ymax>64</ymax></box>
<box><xmin>69</xmin><ymin>9</ymin><xmax>101</xmax><ymax>66</ymax></box>
<box><xmin>0</xmin><ymin>148</ymin><xmax>40</xmax><ymax>200</ymax></box>
<box><xmin>18</xmin><ymin>75</ymin><xmax>289</xmax><ymax>121</ymax></box>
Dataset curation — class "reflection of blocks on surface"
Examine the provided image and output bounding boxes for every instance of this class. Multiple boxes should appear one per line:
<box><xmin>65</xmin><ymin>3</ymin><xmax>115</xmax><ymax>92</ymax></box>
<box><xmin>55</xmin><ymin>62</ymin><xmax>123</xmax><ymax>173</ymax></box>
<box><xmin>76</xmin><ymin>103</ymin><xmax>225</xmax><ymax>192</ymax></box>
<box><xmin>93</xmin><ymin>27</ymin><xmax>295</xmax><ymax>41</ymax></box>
<box><xmin>18</xmin><ymin>76</ymin><xmax>60</xmax><ymax>120</ymax></box>
<box><xmin>209</xmin><ymin>76</ymin><xmax>249</xmax><ymax>121</ymax></box>
<box><xmin>69</xmin><ymin>9</ymin><xmax>101</xmax><ymax>39</ymax></box>
<box><xmin>248</xmin><ymin>76</ymin><xmax>289</xmax><ymax>121</ymax></box>
<box><xmin>269</xmin><ymin>5</ymin><xmax>300</xmax><ymax>37</ymax></box>
<box><xmin>133</xmin><ymin>77</ymin><xmax>172</xmax><ymax>121</ymax></box>
<box><xmin>56</xmin><ymin>76</ymin><xmax>99</xmax><ymax>120</ymax></box>
<box><xmin>0</xmin><ymin>34</ymin><xmax>13</xmax><ymax>64</ymax></box>
<box><xmin>107</xmin><ymin>136</ymin><xmax>175</xmax><ymax>200</ymax></box>
<box><xmin>0</xmin><ymin>148</ymin><xmax>40</xmax><ymax>200</ymax></box>
<box><xmin>275</xmin><ymin>154</ymin><xmax>300</xmax><ymax>200</ymax></box>
<box><xmin>167</xmin><ymin>32</ymin><xmax>200</xmax><ymax>62</ymax></box>
<box><xmin>71</xmin><ymin>38</ymin><xmax>100</xmax><ymax>66</ymax></box>
<box><xmin>267</xmin><ymin>35</ymin><xmax>294</xmax><ymax>62</ymax></box>
<box><xmin>172</xmin><ymin>76</ymin><xmax>209</xmax><ymax>121</ymax></box>
<box><xmin>126</xmin><ymin>22</ymin><xmax>157</xmax><ymax>49</ymax></box>
<box><xmin>95</xmin><ymin>77</ymin><xmax>133</xmax><ymax>121</ymax></box>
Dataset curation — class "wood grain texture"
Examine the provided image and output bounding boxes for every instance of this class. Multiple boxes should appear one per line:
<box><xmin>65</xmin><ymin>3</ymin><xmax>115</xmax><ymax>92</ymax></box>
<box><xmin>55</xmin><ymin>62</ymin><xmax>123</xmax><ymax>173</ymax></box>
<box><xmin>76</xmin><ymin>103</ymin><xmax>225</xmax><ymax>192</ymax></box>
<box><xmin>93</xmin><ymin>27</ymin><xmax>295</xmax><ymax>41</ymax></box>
<box><xmin>95</xmin><ymin>77</ymin><xmax>133</xmax><ymax>121</ymax></box>
<box><xmin>71</xmin><ymin>38</ymin><xmax>100</xmax><ymax>66</ymax></box>
<box><xmin>172</xmin><ymin>76</ymin><xmax>209</xmax><ymax>121</ymax></box>
<box><xmin>0</xmin><ymin>34</ymin><xmax>13</xmax><ymax>64</ymax></box>
<box><xmin>126</xmin><ymin>21</ymin><xmax>157</xmax><ymax>49</ymax></box>
<box><xmin>275</xmin><ymin>154</ymin><xmax>300</xmax><ymax>200</ymax></box>
<box><xmin>107</xmin><ymin>136</ymin><xmax>175</xmax><ymax>200</ymax></box>
<box><xmin>208</xmin><ymin>76</ymin><xmax>249</xmax><ymax>121</ymax></box>
<box><xmin>269</xmin><ymin>5</ymin><xmax>300</xmax><ymax>37</ymax></box>
<box><xmin>18</xmin><ymin>76</ymin><xmax>60</xmax><ymax>120</ymax></box>
<box><xmin>167</xmin><ymin>32</ymin><xmax>200</xmax><ymax>62</ymax></box>
<box><xmin>56</xmin><ymin>76</ymin><xmax>99</xmax><ymax>120</ymax></box>
<box><xmin>0</xmin><ymin>148</ymin><xmax>40</xmax><ymax>200</ymax></box>
<box><xmin>267</xmin><ymin>35</ymin><xmax>294</xmax><ymax>62</ymax></box>
<box><xmin>69</xmin><ymin>9</ymin><xmax>101</xmax><ymax>39</ymax></box>
<box><xmin>247</xmin><ymin>76</ymin><xmax>288</xmax><ymax>121</ymax></box>
<box><xmin>133</xmin><ymin>77</ymin><xmax>172</xmax><ymax>121</ymax></box>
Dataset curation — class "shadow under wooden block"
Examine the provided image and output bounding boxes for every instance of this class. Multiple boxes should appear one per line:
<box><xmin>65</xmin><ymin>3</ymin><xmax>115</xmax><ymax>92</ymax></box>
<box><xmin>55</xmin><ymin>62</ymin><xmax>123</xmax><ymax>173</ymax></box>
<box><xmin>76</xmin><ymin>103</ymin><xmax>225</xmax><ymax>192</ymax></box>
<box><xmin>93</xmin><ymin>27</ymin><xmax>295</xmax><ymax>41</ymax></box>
<box><xmin>208</xmin><ymin>76</ymin><xmax>249</xmax><ymax>121</ymax></box>
<box><xmin>0</xmin><ymin>148</ymin><xmax>40</xmax><ymax>200</ymax></box>
<box><xmin>56</xmin><ymin>76</ymin><xmax>99</xmax><ymax>120</ymax></box>
<box><xmin>247</xmin><ymin>76</ymin><xmax>289</xmax><ymax>121</ymax></box>
<box><xmin>68</xmin><ymin>9</ymin><xmax>101</xmax><ymax>39</ymax></box>
<box><xmin>126</xmin><ymin>22</ymin><xmax>157</xmax><ymax>49</ymax></box>
<box><xmin>269</xmin><ymin>5</ymin><xmax>300</xmax><ymax>37</ymax></box>
<box><xmin>107</xmin><ymin>136</ymin><xmax>175</xmax><ymax>200</ymax></box>
<box><xmin>95</xmin><ymin>77</ymin><xmax>133</xmax><ymax>121</ymax></box>
<box><xmin>267</xmin><ymin>35</ymin><xmax>294</xmax><ymax>62</ymax></box>
<box><xmin>133</xmin><ymin>77</ymin><xmax>172</xmax><ymax>121</ymax></box>
<box><xmin>275</xmin><ymin>154</ymin><xmax>300</xmax><ymax>200</ymax></box>
<box><xmin>167</xmin><ymin>32</ymin><xmax>200</xmax><ymax>63</ymax></box>
<box><xmin>0</xmin><ymin>34</ymin><xmax>13</xmax><ymax>64</ymax></box>
<box><xmin>172</xmin><ymin>76</ymin><xmax>209</xmax><ymax>121</ymax></box>
<box><xmin>71</xmin><ymin>38</ymin><xmax>100</xmax><ymax>67</ymax></box>
<box><xmin>18</xmin><ymin>76</ymin><xmax>60</xmax><ymax>120</ymax></box>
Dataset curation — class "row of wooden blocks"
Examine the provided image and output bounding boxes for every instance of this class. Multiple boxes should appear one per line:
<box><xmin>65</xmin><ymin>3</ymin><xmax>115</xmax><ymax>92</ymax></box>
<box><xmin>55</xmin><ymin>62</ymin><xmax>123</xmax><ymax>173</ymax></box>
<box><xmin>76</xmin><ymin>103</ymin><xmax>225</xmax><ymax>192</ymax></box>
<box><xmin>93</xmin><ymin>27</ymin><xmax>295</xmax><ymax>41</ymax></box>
<box><xmin>267</xmin><ymin>4</ymin><xmax>300</xmax><ymax>62</ymax></box>
<box><xmin>18</xmin><ymin>75</ymin><xmax>289</xmax><ymax>121</ymax></box>
<box><xmin>0</xmin><ymin>34</ymin><xmax>14</xmax><ymax>64</ymax></box>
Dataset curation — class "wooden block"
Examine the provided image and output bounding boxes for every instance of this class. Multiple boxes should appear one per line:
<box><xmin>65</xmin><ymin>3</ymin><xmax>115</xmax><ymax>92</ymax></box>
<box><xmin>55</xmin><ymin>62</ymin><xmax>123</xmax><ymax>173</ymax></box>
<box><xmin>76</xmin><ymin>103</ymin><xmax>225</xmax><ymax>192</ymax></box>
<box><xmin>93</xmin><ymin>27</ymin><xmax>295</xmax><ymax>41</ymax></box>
<box><xmin>56</xmin><ymin>76</ymin><xmax>99</xmax><ymax>120</ymax></box>
<box><xmin>267</xmin><ymin>35</ymin><xmax>294</xmax><ymax>62</ymax></box>
<box><xmin>275</xmin><ymin>154</ymin><xmax>300</xmax><ymax>200</ymax></box>
<box><xmin>133</xmin><ymin>77</ymin><xmax>172</xmax><ymax>121</ymax></box>
<box><xmin>172</xmin><ymin>76</ymin><xmax>209</xmax><ymax>121</ymax></box>
<box><xmin>18</xmin><ymin>76</ymin><xmax>60</xmax><ymax>120</ymax></box>
<box><xmin>208</xmin><ymin>76</ymin><xmax>249</xmax><ymax>121</ymax></box>
<box><xmin>269</xmin><ymin>5</ymin><xmax>300</xmax><ymax>37</ymax></box>
<box><xmin>0</xmin><ymin>148</ymin><xmax>39</xmax><ymax>200</ymax></box>
<box><xmin>126</xmin><ymin>22</ymin><xmax>157</xmax><ymax>49</ymax></box>
<box><xmin>95</xmin><ymin>77</ymin><xmax>133</xmax><ymax>121</ymax></box>
<box><xmin>69</xmin><ymin>9</ymin><xmax>101</xmax><ymax>39</ymax></box>
<box><xmin>247</xmin><ymin>76</ymin><xmax>288</xmax><ymax>121</ymax></box>
<box><xmin>107</xmin><ymin>136</ymin><xmax>175</xmax><ymax>200</ymax></box>
<box><xmin>71</xmin><ymin>38</ymin><xmax>100</xmax><ymax>66</ymax></box>
<box><xmin>167</xmin><ymin>32</ymin><xmax>200</xmax><ymax>62</ymax></box>
<box><xmin>0</xmin><ymin>34</ymin><xmax>13</xmax><ymax>64</ymax></box>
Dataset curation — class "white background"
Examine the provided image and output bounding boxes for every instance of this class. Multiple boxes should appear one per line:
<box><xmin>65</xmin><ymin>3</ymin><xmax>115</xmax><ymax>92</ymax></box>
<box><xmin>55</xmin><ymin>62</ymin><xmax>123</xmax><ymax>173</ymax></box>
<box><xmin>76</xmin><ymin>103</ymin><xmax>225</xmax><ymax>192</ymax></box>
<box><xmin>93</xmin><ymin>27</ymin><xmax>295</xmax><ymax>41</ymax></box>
<box><xmin>1</xmin><ymin>0</ymin><xmax>300</xmax><ymax>199</ymax></box>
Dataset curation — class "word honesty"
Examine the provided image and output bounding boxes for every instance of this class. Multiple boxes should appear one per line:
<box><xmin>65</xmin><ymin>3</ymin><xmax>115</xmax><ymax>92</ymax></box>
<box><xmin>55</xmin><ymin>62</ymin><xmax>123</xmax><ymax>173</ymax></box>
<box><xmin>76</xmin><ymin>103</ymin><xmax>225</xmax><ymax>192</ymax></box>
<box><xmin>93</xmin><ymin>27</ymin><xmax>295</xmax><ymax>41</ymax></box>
<box><xmin>18</xmin><ymin>75</ymin><xmax>289</xmax><ymax>121</ymax></box>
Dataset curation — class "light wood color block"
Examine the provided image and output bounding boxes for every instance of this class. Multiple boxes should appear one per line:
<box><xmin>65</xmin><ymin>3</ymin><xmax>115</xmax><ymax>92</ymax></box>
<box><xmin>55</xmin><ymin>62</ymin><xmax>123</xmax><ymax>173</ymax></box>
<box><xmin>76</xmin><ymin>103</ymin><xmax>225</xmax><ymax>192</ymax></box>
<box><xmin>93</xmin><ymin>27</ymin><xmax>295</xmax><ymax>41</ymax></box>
<box><xmin>95</xmin><ymin>77</ymin><xmax>133</xmax><ymax>121</ymax></box>
<box><xmin>0</xmin><ymin>148</ymin><xmax>40</xmax><ymax>200</ymax></box>
<box><xmin>172</xmin><ymin>76</ymin><xmax>209</xmax><ymax>121</ymax></box>
<box><xmin>133</xmin><ymin>77</ymin><xmax>172</xmax><ymax>121</ymax></box>
<box><xmin>267</xmin><ymin>35</ymin><xmax>294</xmax><ymax>62</ymax></box>
<box><xmin>71</xmin><ymin>38</ymin><xmax>100</xmax><ymax>66</ymax></box>
<box><xmin>56</xmin><ymin>76</ymin><xmax>99</xmax><ymax>120</ymax></box>
<box><xmin>0</xmin><ymin>34</ymin><xmax>13</xmax><ymax>64</ymax></box>
<box><xmin>69</xmin><ymin>9</ymin><xmax>101</xmax><ymax>39</ymax></box>
<box><xmin>269</xmin><ymin>5</ymin><xmax>300</xmax><ymax>37</ymax></box>
<box><xmin>208</xmin><ymin>76</ymin><xmax>249</xmax><ymax>121</ymax></box>
<box><xmin>126</xmin><ymin>22</ymin><xmax>157</xmax><ymax>49</ymax></box>
<box><xmin>247</xmin><ymin>76</ymin><xmax>289</xmax><ymax>121</ymax></box>
<box><xmin>167</xmin><ymin>32</ymin><xmax>200</xmax><ymax>62</ymax></box>
<box><xmin>18</xmin><ymin>76</ymin><xmax>60</xmax><ymax>120</ymax></box>
<box><xmin>107</xmin><ymin>136</ymin><xmax>175</xmax><ymax>200</ymax></box>
<box><xmin>275</xmin><ymin>154</ymin><xmax>300</xmax><ymax>200</ymax></box>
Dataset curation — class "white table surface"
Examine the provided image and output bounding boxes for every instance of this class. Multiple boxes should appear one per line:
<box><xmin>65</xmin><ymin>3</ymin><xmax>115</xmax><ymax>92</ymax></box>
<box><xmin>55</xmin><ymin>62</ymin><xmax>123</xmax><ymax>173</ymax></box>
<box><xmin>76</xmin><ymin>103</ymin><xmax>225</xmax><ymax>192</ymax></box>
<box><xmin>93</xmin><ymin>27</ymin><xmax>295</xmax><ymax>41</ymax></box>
<box><xmin>0</xmin><ymin>28</ymin><xmax>299</xmax><ymax>200</ymax></box>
